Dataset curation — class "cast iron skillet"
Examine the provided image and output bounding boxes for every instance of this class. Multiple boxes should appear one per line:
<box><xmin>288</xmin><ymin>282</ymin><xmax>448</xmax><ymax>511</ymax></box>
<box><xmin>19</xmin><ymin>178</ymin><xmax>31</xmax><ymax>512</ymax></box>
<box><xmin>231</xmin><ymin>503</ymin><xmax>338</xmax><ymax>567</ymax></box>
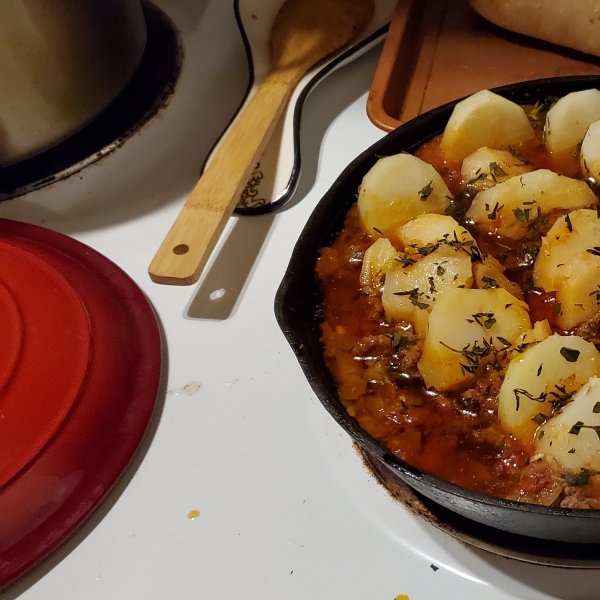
<box><xmin>275</xmin><ymin>75</ymin><xmax>600</xmax><ymax>544</ymax></box>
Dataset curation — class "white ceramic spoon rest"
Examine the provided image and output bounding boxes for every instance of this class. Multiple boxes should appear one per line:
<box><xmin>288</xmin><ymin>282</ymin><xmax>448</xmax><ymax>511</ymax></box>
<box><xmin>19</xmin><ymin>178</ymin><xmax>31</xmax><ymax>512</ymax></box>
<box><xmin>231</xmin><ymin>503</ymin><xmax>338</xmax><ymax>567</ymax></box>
<box><xmin>205</xmin><ymin>0</ymin><xmax>397</xmax><ymax>215</ymax></box>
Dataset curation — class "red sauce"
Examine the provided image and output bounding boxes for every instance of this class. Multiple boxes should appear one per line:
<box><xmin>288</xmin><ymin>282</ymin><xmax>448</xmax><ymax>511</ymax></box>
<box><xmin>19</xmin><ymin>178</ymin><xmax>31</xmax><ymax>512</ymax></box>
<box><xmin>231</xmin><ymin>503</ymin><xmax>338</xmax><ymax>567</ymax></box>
<box><xmin>317</xmin><ymin>117</ymin><xmax>600</xmax><ymax>504</ymax></box>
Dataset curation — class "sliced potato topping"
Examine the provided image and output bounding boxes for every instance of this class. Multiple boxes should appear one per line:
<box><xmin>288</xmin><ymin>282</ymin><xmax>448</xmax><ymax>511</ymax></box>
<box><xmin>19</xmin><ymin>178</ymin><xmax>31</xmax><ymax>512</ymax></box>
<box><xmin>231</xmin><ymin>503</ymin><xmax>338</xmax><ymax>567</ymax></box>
<box><xmin>381</xmin><ymin>245</ymin><xmax>473</xmax><ymax>337</ymax></box>
<box><xmin>510</xmin><ymin>319</ymin><xmax>552</xmax><ymax>351</ymax></box>
<box><xmin>466</xmin><ymin>169</ymin><xmax>596</xmax><ymax>239</ymax></box>
<box><xmin>498</xmin><ymin>334</ymin><xmax>600</xmax><ymax>444</ymax></box>
<box><xmin>440</xmin><ymin>90</ymin><xmax>534</xmax><ymax>164</ymax></box>
<box><xmin>544</xmin><ymin>89</ymin><xmax>600</xmax><ymax>159</ymax></box>
<box><xmin>533</xmin><ymin>209</ymin><xmax>600</xmax><ymax>329</ymax></box>
<box><xmin>537</xmin><ymin>376</ymin><xmax>600</xmax><ymax>472</ymax></box>
<box><xmin>580</xmin><ymin>120</ymin><xmax>600</xmax><ymax>181</ymax></box>
<box><xmin>461</xmin><ymin>147</ymin><xmax>533</xmax><ymax>193</ymax></box>
<box><xmin>417</xmin><ymin>287</ymin><xmax>531</xmax><ymax>391</ymax></box>
<box><xmin>397</xmin><ymin>213</ymin><xmax>474</xmax><ymax>248</ymax></box>
<box><xmin>473</xmin><ymin>254</ymin><xmax>523</xmax><ymax>300</ymax></box>
<box><xmin>357</xmin><ymin>153</ymin><xmax>452</xmax><ymax>240</ymax></box>
<box><xmin>359</xmin><ymin>237</ymin><xmax>398</xmax><ymax>295</ymax></box>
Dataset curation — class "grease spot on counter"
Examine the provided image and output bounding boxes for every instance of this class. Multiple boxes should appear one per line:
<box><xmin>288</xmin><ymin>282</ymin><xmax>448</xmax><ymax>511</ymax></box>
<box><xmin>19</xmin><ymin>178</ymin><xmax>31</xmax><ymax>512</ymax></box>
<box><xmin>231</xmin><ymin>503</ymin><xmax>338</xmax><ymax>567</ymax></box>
<box><xmin>394</xmin><ymin>595</ymin><xmax>409</xmax><ymax>600</ymax></box>
<box><xmin>167</xmin><ymin>382</ymin><xmax>202</xmax><ymax>397</ymax></box>
<box><xmin>187</xmin><ymin>509</ymin><xmax>200</xmax><ymax>520</ymax></box>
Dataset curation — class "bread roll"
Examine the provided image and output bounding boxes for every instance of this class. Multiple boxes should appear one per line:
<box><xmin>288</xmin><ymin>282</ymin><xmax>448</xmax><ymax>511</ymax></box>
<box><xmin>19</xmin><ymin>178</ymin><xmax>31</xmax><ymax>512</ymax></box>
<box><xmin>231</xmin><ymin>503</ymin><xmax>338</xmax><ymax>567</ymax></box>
<box><xmin>469</xmin><ymin>0</ymin><xmax>600</xmax><ymax>57</ymax></box>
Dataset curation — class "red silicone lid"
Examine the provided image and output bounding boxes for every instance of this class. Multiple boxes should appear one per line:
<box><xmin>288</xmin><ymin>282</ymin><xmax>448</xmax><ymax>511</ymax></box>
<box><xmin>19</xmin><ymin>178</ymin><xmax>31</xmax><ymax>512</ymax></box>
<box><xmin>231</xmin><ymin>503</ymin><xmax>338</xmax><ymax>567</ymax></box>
<box><xmin>0</xmin><ymin>241</ymin><xmax>91</xmax><ymax>486</ymax></box>
<box><xmin>0</xmin><ymin>220</ymin><xmax>162</xmax><ymax>590</ymax></box>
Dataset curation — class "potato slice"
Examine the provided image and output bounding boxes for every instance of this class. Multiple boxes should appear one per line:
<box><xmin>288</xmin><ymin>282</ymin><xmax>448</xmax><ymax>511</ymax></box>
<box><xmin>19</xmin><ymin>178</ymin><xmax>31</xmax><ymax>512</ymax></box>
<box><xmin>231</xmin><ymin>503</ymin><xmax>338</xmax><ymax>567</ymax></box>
<box><xmin>498</xmin><ymin>334</ymin><xmax>600</xmax><ymax>444</ymax></box>
<box><xmin>555</xmin><ymin>252</ymin><xmax>600</xmax><ymax>330</ymax></box>
<box><xmin>461</xmin><ymin>147</ymin><xmax>533</xmax><ymax>193</ymax></box>
<box><xmin>510</xmin><ymin>319</ymin><xmax>552</xmax><ymax>353</ymax></box>
<box><xmin>544</xmin><ymin>89</ymin><xmax>600</xmax><ymax>159</ymax></box>
<box><xmin>382</xmin><ymin>245</ymin><xmax>473</xmax><ymax>336</ymax></box>
<box><xmin>397</xmin><ymin>213</ymin><xmax>474</xmax><ymax>249</ymax></box>
<box><xmin>533</xmin><ymin>209</ymin><xmax>600</xmax><ymax>329</ymax></box>
<box><xmin>466</xmin><ymin>170</ymin><xmax>596</xmax><ymax>239</ymax></box>
<box><xmin>537</xmin><ymin>376</ymin><xmax>600</xmax><ymax>473</ymax></box>
<box><xmin>580</xmin><ymin>120</ymin><xmax>600</xmax><ymax>181</ymax></box>
<box><xmin>360</xmin><ymin>237</ymin><xmax>398</xmax><ymax>294</ymax></box>
<box><xmin>440</xmin><ymin>90</ymin><xmax>534</xmax><ymax>164</ymax></box>
<box><xmin>473</xmin><ymin>254</ymin><xmax>523</xmax><ymax>300</ymax></box>
<box><xmin>417</xmin><ymin>287</ymin><xmax>531</xmax><ymax>391</ymax></box>
<box><xmin>357</xmin><ymin>154</ymin><xmax>452</xmax><ymax>240</ymax></box>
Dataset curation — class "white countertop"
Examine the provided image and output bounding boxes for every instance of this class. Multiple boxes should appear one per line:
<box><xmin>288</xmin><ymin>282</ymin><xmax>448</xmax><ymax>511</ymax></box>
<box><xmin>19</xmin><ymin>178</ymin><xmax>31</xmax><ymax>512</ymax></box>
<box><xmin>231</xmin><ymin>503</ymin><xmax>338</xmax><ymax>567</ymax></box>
<box><xmin>2</xmin><ymin>1</ymin><xmax>599</xmax><ymax>598</ymax></box>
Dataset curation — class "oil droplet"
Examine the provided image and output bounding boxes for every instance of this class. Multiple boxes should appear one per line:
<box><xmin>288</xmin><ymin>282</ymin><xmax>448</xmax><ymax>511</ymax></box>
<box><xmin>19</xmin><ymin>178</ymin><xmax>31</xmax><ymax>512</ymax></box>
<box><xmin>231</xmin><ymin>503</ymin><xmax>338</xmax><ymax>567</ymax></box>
<box><xmin>188</xmin><ymin>509</ymin><xmax>200</xmax><ymax>520</ymax></box>
<box><xmin>394</xmin><ymin>595</ymin><xmax>410</xmax><ymax>600</ymax></box>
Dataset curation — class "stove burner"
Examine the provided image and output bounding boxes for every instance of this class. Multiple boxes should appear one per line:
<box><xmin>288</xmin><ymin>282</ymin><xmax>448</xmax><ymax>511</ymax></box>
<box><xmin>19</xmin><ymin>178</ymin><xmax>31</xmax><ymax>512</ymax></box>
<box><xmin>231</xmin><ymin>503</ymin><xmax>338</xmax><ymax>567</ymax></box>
<box><xmin>360</xmin><ymin>448</ymin><xmax>600</xmax><ymax>568</ymax></box>
<box><xmin>0</xmin><ymin>1</ymin><xmax>182</xmax><ymax>201</ymax></box>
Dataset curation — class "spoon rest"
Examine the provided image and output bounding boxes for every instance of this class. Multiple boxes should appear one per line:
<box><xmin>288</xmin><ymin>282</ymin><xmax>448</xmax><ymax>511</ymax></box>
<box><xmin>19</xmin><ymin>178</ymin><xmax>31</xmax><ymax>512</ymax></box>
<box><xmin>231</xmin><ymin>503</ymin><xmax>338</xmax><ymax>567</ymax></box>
<box><xmin>204</xmin><ymin>0</ymin><xmax>397</xmax><ymax>215</ymax></box>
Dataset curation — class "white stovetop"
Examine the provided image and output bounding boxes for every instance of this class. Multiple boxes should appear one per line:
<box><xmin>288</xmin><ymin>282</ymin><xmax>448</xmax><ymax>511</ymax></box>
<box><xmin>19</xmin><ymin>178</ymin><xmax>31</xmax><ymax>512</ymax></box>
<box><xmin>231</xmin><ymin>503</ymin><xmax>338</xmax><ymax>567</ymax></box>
<box><xmin>2</xmin><ymin>1</ymin><xmax>599</xmax><ymax>598</ymax></box>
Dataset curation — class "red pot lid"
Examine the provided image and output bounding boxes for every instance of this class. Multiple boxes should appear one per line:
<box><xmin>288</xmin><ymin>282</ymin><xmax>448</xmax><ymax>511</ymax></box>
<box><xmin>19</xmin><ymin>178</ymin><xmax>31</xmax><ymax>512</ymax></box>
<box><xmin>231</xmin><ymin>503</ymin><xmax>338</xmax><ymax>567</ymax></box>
<box><xmin>0</xmin><ymin>219</ymin><xmax>162</xmax><ymax>590</ymax></box>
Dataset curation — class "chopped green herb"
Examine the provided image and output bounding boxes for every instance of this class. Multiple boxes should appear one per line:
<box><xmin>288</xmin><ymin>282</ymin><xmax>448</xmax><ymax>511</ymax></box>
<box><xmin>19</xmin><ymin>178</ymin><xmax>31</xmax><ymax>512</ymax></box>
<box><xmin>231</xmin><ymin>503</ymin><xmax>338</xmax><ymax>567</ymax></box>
<box><xmin>418</xmin><ymin>180</ymin><xmax>434</xmax><ymax>200</ymax></box>
<box><xmin>513</xmin><ymin>207</ymin><xmax>531</xmax><ymax>222</ymax></box>
<box><xmin>560</xmin><ymin>347</ymin><xmax>580</xmax><ymax>362</ymax></box>
<box><xmin>481</xmin><ymin>276</ymin><xmax>499</xmax><ymax>289</ymax></box>
<box><xmin>393</xmin><ymin>288</ymin><xmax>430</xmax><ymax>310</ymax></box>
<box><xmin>489</xmin><ymin>162</ymin><xmax>507</xmax><ymax>182</ymax></box>
<box><xmin>466</xmin><ymin>312</ymin><xmax>496</xmax><ymax>329</ymax></box>
<box><xmin>561</xmin><ymin>469</ymin><xmax>596</xmax><ymax>487</ymax></box>
<box><xmin>496</xmin><ymin>336</ymin><xmax>512</xmax><ymax>348</ymax></box>
<box><xmin>569</xmin><ymin>421</ymin><xmax>584</xmax><ymax>435</ymax></box>
<box><xmin>589</xmin><ymin>286</ymin><xmax>600</xmax><ymax>305</ymax></box>
<box><xmin>428</xmin><ymin>276</ymin><xmax>436</xmax><ymax>294</ymax></box>
<box><xmin>565</xmin><ymin>213</ymin><xmax>573</xmax><ymax>233</ymax></box>
<box><xmin>548</xmin><ymin>385</ymin><xmax>576</xmax><ymax>409</ymax></box>
<box><xmin>487</xmin><ymin>202</ymin><xmax>502</xmax><ymax>220</ymax></box>
<box><xmin>514</xmin><ymin>388</ymin><xmax>547</xmax><ymax>411</ymax></box>
<box><xmin>389</xmin><ymin>333</ymin><xmax>416</xmax><ymax>354</ymax></box>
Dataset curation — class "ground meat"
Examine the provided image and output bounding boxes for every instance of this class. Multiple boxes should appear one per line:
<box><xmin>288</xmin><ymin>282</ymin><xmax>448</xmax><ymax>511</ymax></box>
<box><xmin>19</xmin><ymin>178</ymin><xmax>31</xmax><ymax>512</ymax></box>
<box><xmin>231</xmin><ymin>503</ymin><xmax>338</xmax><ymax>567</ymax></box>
<box><xmin>513</xmin><ymin>457</ymin><xmax>565</xmax><ymax>506</ymax></box>
<box><xmin>560</xmin><ymin>492</ymin><xmax>595</xmax><ymax>509</ymax></box>
<box><xmin>352</xmin><ymin>334</ymin><xmax>392</xmax><ymax>357</ymax></box>
<box><xmin>574</xmin><ymin>309</ymin><xmax>600</xmax><ymax>348</ymax></box>
<box><xmin>389</xmin><ymin>334</ymin><xmax>422</xmax><ymax>380</ymax></box>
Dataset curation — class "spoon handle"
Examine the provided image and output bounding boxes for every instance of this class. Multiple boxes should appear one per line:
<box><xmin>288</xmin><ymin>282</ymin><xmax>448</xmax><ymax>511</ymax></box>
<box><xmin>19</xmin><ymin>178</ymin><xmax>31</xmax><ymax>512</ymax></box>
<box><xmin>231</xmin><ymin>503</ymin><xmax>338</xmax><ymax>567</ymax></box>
<box><xmin>149</xmin><ymin>72</ymin><xmax>295</xmax><ymax>285</ymax></box>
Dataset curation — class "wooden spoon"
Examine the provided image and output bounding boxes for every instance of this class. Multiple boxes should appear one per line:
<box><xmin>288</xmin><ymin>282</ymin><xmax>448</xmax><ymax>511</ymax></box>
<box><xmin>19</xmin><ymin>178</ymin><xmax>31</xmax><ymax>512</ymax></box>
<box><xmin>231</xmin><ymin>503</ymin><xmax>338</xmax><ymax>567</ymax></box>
<box><xmin>149</xmin><ymin>0</ymin><xmax>375</xmax><ymax>285</ymax></box>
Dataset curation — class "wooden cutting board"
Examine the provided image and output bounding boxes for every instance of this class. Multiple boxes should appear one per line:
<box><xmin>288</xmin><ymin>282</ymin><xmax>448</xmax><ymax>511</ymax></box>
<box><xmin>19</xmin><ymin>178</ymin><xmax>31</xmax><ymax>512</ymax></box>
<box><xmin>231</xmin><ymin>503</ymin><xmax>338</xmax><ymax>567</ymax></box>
<box><xmin>368</xmin><ymin>0</ymin><xmax>600</xmax><ymax>131</ymax></box>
